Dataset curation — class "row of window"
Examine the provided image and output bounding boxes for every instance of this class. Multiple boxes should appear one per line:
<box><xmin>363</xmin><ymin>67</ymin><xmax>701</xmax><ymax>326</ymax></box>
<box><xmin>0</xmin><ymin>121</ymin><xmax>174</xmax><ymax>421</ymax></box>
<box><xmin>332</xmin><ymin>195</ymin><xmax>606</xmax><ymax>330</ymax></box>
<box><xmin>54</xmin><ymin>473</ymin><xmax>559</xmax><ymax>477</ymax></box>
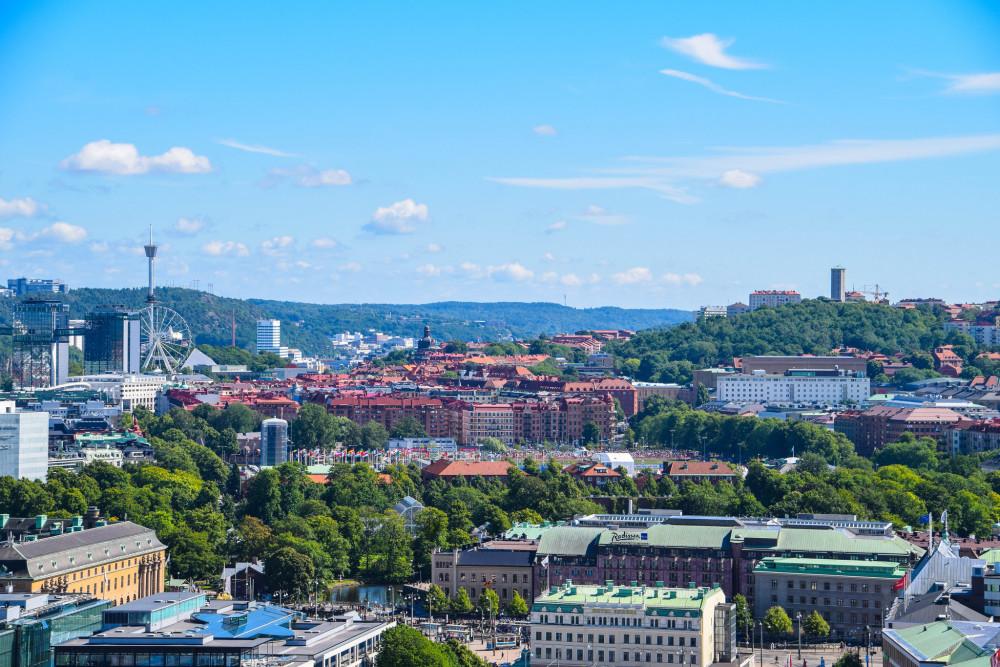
<box><xmin>535</xmin><ymin>647</ymin><xmax>698</xmax><ymax>664</ymax></box>
<box><xmin>536</xmin><ymin>631</ymin><xmax>697</xmax><ymax>647</ymax></box>
<box><xmin>771</xmin><ymin>579</ymin><xmax>882</xmax><ymax>593</ymax></box>
<box><xmin>535</xmin><ymin>617</ymin><xmax>695</xmax><ymax>631</ymax></box>
<box><xmin>770</xmin><ymin>595</ymin><xmax>881</xmax><ymax>611</ymax></box>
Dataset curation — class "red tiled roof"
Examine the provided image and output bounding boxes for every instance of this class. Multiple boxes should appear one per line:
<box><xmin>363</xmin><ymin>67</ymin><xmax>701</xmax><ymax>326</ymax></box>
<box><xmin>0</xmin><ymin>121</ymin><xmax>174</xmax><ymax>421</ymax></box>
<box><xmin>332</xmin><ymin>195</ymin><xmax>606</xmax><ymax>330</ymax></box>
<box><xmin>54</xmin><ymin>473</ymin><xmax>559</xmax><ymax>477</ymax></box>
<box><xmin>422</xmin><ymin>460</ymin><xmax>512</xmax><ymax>477</ymax></box>
<box><xmin>665</xmin><ymin>461</ymin><xmax>738</xmax><ymax>476</ymax></box>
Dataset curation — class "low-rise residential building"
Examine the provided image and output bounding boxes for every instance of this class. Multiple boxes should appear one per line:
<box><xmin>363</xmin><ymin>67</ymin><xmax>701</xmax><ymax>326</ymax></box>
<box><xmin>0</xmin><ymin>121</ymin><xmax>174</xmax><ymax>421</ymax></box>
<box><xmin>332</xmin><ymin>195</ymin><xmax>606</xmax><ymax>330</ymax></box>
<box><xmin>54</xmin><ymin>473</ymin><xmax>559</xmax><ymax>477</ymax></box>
<box><xmin>662</xmin><ymin>461</ymin><xmax>739</xmax><ymax>484</ymax></box>
<box><xmin>717</xmin><ymin>369</ymin><xmax>870</xmax><ymax>406</ymax></box>
<box><xmin>420</xmin><ymin>459</ymin><xmax>512</xmax><ymax>482</ymax></box>
<box><xmin>946</xmin><ymin>419</ymin><xmax>1000</xmax><ymax>455</ymax></box>
<box><xmin>835</xmin><ymin>406</ymin><xmax>967</xmax><ymax>456</ymax></box>
<box><xmin>753</xmin><ymin>557</ymin><xmax>904</xmax><ymax>641</ymax></box>
<box><xmin>564</xmin><ymin>461</ymin><xmax>622</xmax><ymax>487</ymax></box>
<box><xmin>530</xmin><ymin>581</ymin><xmax>734</xmax><ymax>667</ymax></box>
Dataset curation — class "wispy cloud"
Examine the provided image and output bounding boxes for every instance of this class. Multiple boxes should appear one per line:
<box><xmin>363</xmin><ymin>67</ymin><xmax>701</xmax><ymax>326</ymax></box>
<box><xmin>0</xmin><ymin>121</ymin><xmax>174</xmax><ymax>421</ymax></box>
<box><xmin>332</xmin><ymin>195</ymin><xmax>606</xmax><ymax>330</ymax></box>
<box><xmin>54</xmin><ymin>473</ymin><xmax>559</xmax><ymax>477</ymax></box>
<box><xmin>660</xmin><ymin>69</ymin><xmax>783</xmax><ymax>103</ymax></box>
<box><xmin>202</xmin><ymin>240</ymin><xmax>250</xmax><ymax>256</ymax></box>
<box><xmin>661</xmin><ymin>33</ymin><xmax>767</xmax><ymax>70</ymax></box>
<box><xmin>61</xmin><ymin>140</ymin><xmax>211</xmax><ymax>175</ymax></box>
<box><xmin>265</xmin><ymin>165</ymin><xmax>352</xmax><ymax>187</ymax></box>
<box><xmin>533</xmin><ymin>124</ymin><xmax>558</xmax><ymax>136</ymax></box>
<box><xmin>909</xmin><ymin>69</ymin><xmax>1000</xmax><ymax>95</ymax></box>
<box><xmin>174</xmin><ymin>217</ymin><xmax>205</xmax><ymax>235</ymax></box>
<box><xmin>0</xmin><ymin>196</ymin><xmax>43</xmax><ymax>219</ymax></box>
<box><xmin>215</xmin><ymin>138</ymin><xmax>298</xmax><ymax>157</ymax></box>
<box><xmin>612</xmin><ymin>267</ymin><xmax>653</xmax><ymax>285</ymax></box>
<box><xmin>576</xmin><ymin>204</ymin><xmax>628</xmax><ymax>225</ymax></box>
<box><xmin>494</xmin><ymin>133</ymin><xmax>1000</xmax><ymax>201</ymax></box>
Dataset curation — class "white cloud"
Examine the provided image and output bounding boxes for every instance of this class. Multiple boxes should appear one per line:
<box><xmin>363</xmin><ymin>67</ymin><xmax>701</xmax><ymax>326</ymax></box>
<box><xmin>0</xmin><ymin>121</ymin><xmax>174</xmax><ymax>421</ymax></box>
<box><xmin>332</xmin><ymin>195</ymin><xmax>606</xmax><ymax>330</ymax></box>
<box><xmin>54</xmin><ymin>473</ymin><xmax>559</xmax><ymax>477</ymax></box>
<box><xmin>560</xmin><ymin>273</ymin><xmax>583</xmax><ymax>287</ymax></box>
<box><xmin>460</xmin><ymin>262</ymin><xmax>481</xmax><ymax>275</ymax></box>
<box><xmin>491</xmin><ymin>175</ymin><xmax>698</xmax><ymax>204</ymax></box>
<box><xmin>578</xmin><ymin>204</ymin><xmax>629</xmax><ymax>225</ymax></box>
<box><xmin>663</xmin><ymin>272</ymin><xmax>704</xmax><ymax>286</ymax></box>
<box><xmin>339</xmin><ymin>261</ymin><xmax>362</xmax><ymax>272</ymax></box>
<box><xmin>202</xmin><ymin>240</ymin><xmax>250</xmax><ymax>256</ymax></box>
<box><xmin>60</xmin><ymin>140</ymin><xmax>211</xmax><ymax>175</ymax></box>
<box><xmin>909</xmin><ymin>69</ymin><xmax>1000</xmax><ymax>95</ymax></box>
<box><xmin>266</xmin><ymin>165</ymin><xmax>352</xmax><ymax>187</ymax></box>
<box><xmin>0</xmin><ymin>196</ymin><xmax>41</xmax><ymax>218</ymax></box>
<box><xmin>89</xmin><ymin>241</ymin><xmax>109</xmax><ymax>253</ymax></box>
<box><xmin>215</xmin><ymin>138</ymin><xmax>297</xmax><ymax>157</ymax></box>
<box><xmin>312</xmin><ymin>237</ymin><xmax>338</xmax><ymax>249</ymax></box>
<box><xmin>425</xmin><ymin>243</ymin><xmax>443</xmax><ymax>253</ymax></box>
<box><xmin>542</xmin><ymin>252</ymin><xmax>556</xmax><ymax>262</ymax></box>
<box><xmin>487</xmin><ymin>262</ymin><xmax>534</xmax><ymax>282</ymax></box>
<box><xmin>612</xmin><ymin>267</ymin><xmax>653</xmax><ymax>285</ymax></box>
<box><xmin>0</xmin><ymin>228</ymin><xmax>17</xmax><ymax>250</ymax></box>
<box><xmin>660</xmin><ymin>69</ymin><xmax>782</xmax><ymax>103</ymax></box>
<box><xmin>416</xmin><ymin>263</ymin><xmax>442</xmax><ymax>276</ymax></box>
<box><xmin>495</xmin><ymin>133</ymin><xmax>1000</xmax><ymax>200</ymax></box>
<box><xmin>40</xmin><ymin>222</ymin><xmax>87</xmax><ymax>243</ymax></box>
<box><xmin>534</xmin><ymin>124</ymin><xmax>558</xmax><ymax>136</ymax></box>
<box><xmin>261</xmin><ymin>235</ymin><xmax>294</xmax><ymax>255</ymax></box>
<box><xmin>174</xmin><ymin>217</ymin><xmax>205</xmax><ymax>235</ymax></box>
<box><xmin>660</xmin><ymin>33</ymin><xmax>767</xmax><ymax>70</ymax></box>
<box><xmin>364</xmin><ymin>199</ymin><xmax>429</xmax><ymax>235</ymax></box>
<box><xmin>546</xmin><ymin>220</ymin><xmax>568</xmax><ymax>233</ymax></box>
<box><xmin>719</xmin><ymin>169</ymin><xmax>761</xmax><ymax>188</ymax></box>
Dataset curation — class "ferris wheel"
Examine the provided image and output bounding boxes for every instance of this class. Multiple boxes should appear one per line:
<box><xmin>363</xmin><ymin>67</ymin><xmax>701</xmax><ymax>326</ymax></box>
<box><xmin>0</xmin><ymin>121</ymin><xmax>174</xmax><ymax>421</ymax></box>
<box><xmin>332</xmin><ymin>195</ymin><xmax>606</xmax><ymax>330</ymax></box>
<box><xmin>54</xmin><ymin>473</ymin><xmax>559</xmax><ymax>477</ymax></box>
<box><xmin>139</xmin><ymin>303</ymin><xmax>193</xmax><ymax>373</ymax></box>
<box><xmin>135</xmin><ymin>227</ymin><xmax>194</xmax><ymax>374</ymax></box>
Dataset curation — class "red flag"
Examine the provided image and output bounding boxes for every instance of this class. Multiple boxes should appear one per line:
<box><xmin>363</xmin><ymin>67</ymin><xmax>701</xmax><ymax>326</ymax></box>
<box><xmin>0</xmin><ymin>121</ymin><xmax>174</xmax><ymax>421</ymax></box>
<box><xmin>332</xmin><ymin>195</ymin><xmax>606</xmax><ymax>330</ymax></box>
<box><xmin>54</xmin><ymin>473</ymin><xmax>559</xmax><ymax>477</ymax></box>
<box><xmin>991</xmin><ymin>647</ymin><xmax>1000</xmax><ymax>667</ymax></box>
<box><xmin>892</xmin><ymin>572</ymin><xmax>909</xmax><ymax>592</ymax></box>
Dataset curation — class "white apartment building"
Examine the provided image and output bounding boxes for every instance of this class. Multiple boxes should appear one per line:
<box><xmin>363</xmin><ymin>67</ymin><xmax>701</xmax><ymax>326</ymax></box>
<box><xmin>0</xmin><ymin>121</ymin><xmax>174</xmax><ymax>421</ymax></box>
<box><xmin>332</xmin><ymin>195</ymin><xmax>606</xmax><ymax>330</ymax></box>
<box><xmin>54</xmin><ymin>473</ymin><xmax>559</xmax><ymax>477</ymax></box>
<box><xmin>748</xmin><ymin>290</ymin><xmax>802</xmax><ymax>310</ymax></box>
<box><xmin>717</xmin><ymin>370</ymin><xmax>870</xmax><ymax>406</ymax></box>
<box><xmin>531</xmin><ymin>581</ymin><xmax>729</xmax><ymax>667</ymax></box>
<box><xmin>0</xmin><ymin>401</ymin><xmax>49</xmax><ymax>481</ymax></box>
<box><xmin>256</xmin><ymin>319</ymin><xmax>288</xmax><ymax>357</ymax></box>
<box><xmin>70</xmin><ymin>374</ymin><xmax>167</xmax><ymax>411</ymax></box>
<box><xmin>944</xmin><ymin>319</ymin><xmax>1000</xmax><ymax>347</ymax></box>
<box><xmin>698</xmin><ymin>306</ymin><xmax>727</xmax><ymax>319</ymax></box>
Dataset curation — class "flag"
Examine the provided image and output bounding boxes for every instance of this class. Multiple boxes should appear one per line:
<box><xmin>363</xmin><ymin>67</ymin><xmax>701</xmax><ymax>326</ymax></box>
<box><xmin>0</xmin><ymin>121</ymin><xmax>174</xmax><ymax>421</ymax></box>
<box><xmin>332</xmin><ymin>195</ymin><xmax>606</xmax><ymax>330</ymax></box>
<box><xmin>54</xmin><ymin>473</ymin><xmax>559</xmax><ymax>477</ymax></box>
<box><xmin>892</xmin><ymin>571</ymin><xmax>908</xmax><ymax>592</ymax></box>
<box><xmin>990</xmin><ymin>647</ymin><xmax>1000</xmax><ymax>667</ymax></box>
<box><xmin>921</xmin><ymin>513</ymin><xmax>932</xmax><ymax>525</ymax></box>
<box><xmin>540</xmin><ymin>556</ymin><xmax>550</xmax><ymax>568</ymax></box>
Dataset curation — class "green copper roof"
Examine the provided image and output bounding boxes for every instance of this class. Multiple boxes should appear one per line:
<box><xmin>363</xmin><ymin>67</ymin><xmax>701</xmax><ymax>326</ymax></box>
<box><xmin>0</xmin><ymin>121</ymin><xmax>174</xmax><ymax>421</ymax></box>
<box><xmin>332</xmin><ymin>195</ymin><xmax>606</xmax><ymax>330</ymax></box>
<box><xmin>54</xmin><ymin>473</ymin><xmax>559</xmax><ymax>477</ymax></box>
<box><xmin>533</xmin><ymin>583</ymin><xmax>723</xmax><ymax>617</ymax></box>
<box><xmin>978</xmin><ymin>549</ymin><xmax>1000</xmax><ymax>565</ymax></box>
<box><xmin>598</xmin><ymin>524</ymin><xmax>732</xmax><ymax>549</ymax></box>
<box><xmin>754</xmin><ymin>557</ymin><xmax>906</xmax><ymax>579</ymax></box>
<box><xmin>537</xmin><ymin>526</ymin><xmax>603</xmax><ymax>556</ymax></box>
<box><xmin>775</xmin><ymin>528</ymin><xmax>919</xmax><ymax>557</ymax></box>
<box><xmin>885</xmin><ymin>621</ymin><xmax>971</xmax><ymax>662</ymax></box>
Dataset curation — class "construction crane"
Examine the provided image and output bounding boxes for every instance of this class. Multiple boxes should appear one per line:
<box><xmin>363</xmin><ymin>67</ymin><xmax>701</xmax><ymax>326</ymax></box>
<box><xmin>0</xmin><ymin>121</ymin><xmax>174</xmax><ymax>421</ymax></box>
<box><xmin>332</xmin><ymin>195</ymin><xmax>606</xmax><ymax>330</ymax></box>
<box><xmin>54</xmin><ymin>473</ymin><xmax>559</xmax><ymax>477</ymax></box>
<box><xmin>860</xmin><ymin>283</ymin><xmax>890</xmax><ymax>304</ymax></box>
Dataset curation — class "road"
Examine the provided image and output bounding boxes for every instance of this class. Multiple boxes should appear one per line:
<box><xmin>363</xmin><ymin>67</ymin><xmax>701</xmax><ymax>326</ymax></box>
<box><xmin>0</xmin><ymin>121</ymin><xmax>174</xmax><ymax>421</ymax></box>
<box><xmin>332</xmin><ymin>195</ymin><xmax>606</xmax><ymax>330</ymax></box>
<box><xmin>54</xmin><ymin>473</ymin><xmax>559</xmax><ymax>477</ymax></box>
<box><xmin>748</xmin><ymin>644</ymin><xmax>882</xmax><ymax>667</ymax></box>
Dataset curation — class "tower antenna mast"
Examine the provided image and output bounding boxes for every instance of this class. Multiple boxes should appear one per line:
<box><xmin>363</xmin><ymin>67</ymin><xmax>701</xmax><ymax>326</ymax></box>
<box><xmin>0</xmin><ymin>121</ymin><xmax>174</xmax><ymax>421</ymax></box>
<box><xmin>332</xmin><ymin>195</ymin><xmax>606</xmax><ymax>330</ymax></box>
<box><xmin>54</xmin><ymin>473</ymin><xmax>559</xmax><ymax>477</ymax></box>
<box><xmin>144</xmin><ymin>225</ymin><xmax>158</xmax><ymax>304</ymax></box>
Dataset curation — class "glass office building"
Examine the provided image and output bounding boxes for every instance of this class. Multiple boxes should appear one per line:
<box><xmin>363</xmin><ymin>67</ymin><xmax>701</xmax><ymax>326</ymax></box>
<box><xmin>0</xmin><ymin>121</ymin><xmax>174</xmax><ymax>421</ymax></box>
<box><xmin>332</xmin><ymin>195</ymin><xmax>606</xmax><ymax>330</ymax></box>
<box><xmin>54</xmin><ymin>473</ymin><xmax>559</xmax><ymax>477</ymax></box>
<box><xmin>11</xmin><ymin>299</ymin><xmax>70</xmax><ymax>388</ymax></box>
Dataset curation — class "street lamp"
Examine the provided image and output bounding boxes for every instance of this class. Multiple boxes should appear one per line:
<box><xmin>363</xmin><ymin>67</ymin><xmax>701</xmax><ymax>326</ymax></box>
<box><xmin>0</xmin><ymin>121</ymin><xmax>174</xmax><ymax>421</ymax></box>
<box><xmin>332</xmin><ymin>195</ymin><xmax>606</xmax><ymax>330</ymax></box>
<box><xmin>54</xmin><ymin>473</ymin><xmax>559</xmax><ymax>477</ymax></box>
<box><xmin>795</xmin><ymin>612</ymin><xmax>802</xmax><ymax>659</ymax></box>
<box><xmin>759</xmin><ymin>621</ymin><xmax>764</xmax><ymax>667</ymax></box>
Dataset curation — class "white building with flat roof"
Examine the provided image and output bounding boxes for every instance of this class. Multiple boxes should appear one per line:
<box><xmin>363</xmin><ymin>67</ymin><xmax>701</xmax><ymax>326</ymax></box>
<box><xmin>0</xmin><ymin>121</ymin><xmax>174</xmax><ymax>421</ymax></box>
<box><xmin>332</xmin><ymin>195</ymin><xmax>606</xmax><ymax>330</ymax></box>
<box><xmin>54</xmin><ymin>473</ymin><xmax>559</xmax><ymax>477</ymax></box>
<box><xmin>718</xmin><ymin>370</ymin><xmax>870</xmax><ymax>406</ymax></box>
<box><xmin>0</xmin><ymin>401</ymin><xmax>49</xmax><ymax>481</ymax></box>
<box><xmin>256</xmin><ymin>319</ymin><xmax>288</xmax><ymax>357</ymax></box>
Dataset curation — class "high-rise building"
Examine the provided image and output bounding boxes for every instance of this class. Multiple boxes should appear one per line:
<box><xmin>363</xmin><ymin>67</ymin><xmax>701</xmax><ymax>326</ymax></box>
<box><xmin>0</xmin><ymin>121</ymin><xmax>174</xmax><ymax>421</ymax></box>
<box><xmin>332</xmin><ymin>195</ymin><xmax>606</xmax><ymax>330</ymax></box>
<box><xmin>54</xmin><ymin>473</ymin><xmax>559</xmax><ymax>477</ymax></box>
<box><xmin>11</xmin><ymin>298</ymin><xmax>70</xmax><ymax>388</ymax></box>
<box><xmin>0</xmin><ymin>400</ymin><xmax>49</xmax><ymax>480</ymax></box>
<box><xmin>6</xmin><ymin>277</ymin><xmax>68</xmax><ymax>296</ymax></box>
<box><xmin>255</xmin><ymin>319</ymin><xmax>287</xmax><ymax>356</ymax></box>
<box><xmin>84</xmin><ymin>307</ymin><xmax>141</xmax><ymax>374</ymax></box>
<box><xmin>260</xmin><ymin>418</ymin><xmax>288</xmax><ymax>466</ymax></box>
<box><xmin>831</xmin><ymin>266</ymin><xmax>846</xmax><ymax>302</ymax></box>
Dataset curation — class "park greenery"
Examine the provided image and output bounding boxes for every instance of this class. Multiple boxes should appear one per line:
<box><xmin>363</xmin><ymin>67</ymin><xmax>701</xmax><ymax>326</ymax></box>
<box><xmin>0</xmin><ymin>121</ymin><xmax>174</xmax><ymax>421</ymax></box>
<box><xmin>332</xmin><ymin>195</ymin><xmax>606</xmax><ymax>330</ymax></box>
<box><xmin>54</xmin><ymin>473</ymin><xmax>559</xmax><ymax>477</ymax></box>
<box><xmin>610</xmin><ymin>301</ymin><xmax>997</xmax><ymax>385</ymax></box>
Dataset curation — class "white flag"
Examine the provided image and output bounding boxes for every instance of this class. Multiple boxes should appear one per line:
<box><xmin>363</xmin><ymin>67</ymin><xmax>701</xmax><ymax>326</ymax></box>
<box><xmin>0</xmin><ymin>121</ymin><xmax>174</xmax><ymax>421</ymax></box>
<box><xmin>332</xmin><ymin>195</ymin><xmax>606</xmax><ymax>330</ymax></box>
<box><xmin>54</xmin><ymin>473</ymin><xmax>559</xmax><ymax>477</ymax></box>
<box><xmin>540</xmin><ymin>556</ymin><xmax>550</xmax><ymax>568</ymax></box>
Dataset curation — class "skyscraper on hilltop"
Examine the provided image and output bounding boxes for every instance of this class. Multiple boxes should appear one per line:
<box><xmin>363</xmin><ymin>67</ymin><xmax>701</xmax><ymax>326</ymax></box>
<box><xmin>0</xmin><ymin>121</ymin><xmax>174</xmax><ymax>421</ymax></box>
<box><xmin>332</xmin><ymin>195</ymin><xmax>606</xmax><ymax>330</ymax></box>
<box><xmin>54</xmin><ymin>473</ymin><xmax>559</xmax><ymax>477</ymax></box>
<box><xmin>831</xmin><ymin>266</ymin><xmax>846</xmax><ymax>302</ymax></box>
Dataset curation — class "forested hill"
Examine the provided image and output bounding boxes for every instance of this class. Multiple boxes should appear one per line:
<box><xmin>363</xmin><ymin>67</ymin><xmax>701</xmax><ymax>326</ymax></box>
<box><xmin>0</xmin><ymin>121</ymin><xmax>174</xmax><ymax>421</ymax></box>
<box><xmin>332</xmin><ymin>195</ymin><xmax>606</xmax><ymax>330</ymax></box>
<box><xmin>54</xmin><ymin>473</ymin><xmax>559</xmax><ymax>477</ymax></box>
<box><xmin>51</xmin><ymin>288</ymin><xmax>692</xmax><ymax>354</ymax></box>
<box><xmin>611</xmin><ymin>300</ymin><xmax>969</xmax><ymax>383</ymax></box>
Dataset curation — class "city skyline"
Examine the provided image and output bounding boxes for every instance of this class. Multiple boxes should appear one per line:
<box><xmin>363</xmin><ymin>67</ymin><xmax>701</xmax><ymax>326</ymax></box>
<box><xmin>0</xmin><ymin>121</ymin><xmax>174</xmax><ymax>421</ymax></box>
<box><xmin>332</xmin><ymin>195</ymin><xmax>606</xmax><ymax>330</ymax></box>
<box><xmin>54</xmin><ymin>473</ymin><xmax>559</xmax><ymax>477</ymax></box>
<box><xmin>1</xmin><ymin>2</ymin><xmax>999</xmax><ymax>309</ymax></box>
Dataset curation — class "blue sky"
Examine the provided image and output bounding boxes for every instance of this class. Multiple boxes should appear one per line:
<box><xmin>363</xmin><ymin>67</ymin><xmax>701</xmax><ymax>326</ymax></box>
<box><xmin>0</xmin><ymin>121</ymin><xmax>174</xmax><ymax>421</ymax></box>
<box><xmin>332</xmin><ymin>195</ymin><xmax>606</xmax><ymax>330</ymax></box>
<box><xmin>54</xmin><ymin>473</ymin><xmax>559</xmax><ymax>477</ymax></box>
<box><xmin>1</xmin><ymin>1</ymin><xmax>998</xmax><ymax>309</ymax></box>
